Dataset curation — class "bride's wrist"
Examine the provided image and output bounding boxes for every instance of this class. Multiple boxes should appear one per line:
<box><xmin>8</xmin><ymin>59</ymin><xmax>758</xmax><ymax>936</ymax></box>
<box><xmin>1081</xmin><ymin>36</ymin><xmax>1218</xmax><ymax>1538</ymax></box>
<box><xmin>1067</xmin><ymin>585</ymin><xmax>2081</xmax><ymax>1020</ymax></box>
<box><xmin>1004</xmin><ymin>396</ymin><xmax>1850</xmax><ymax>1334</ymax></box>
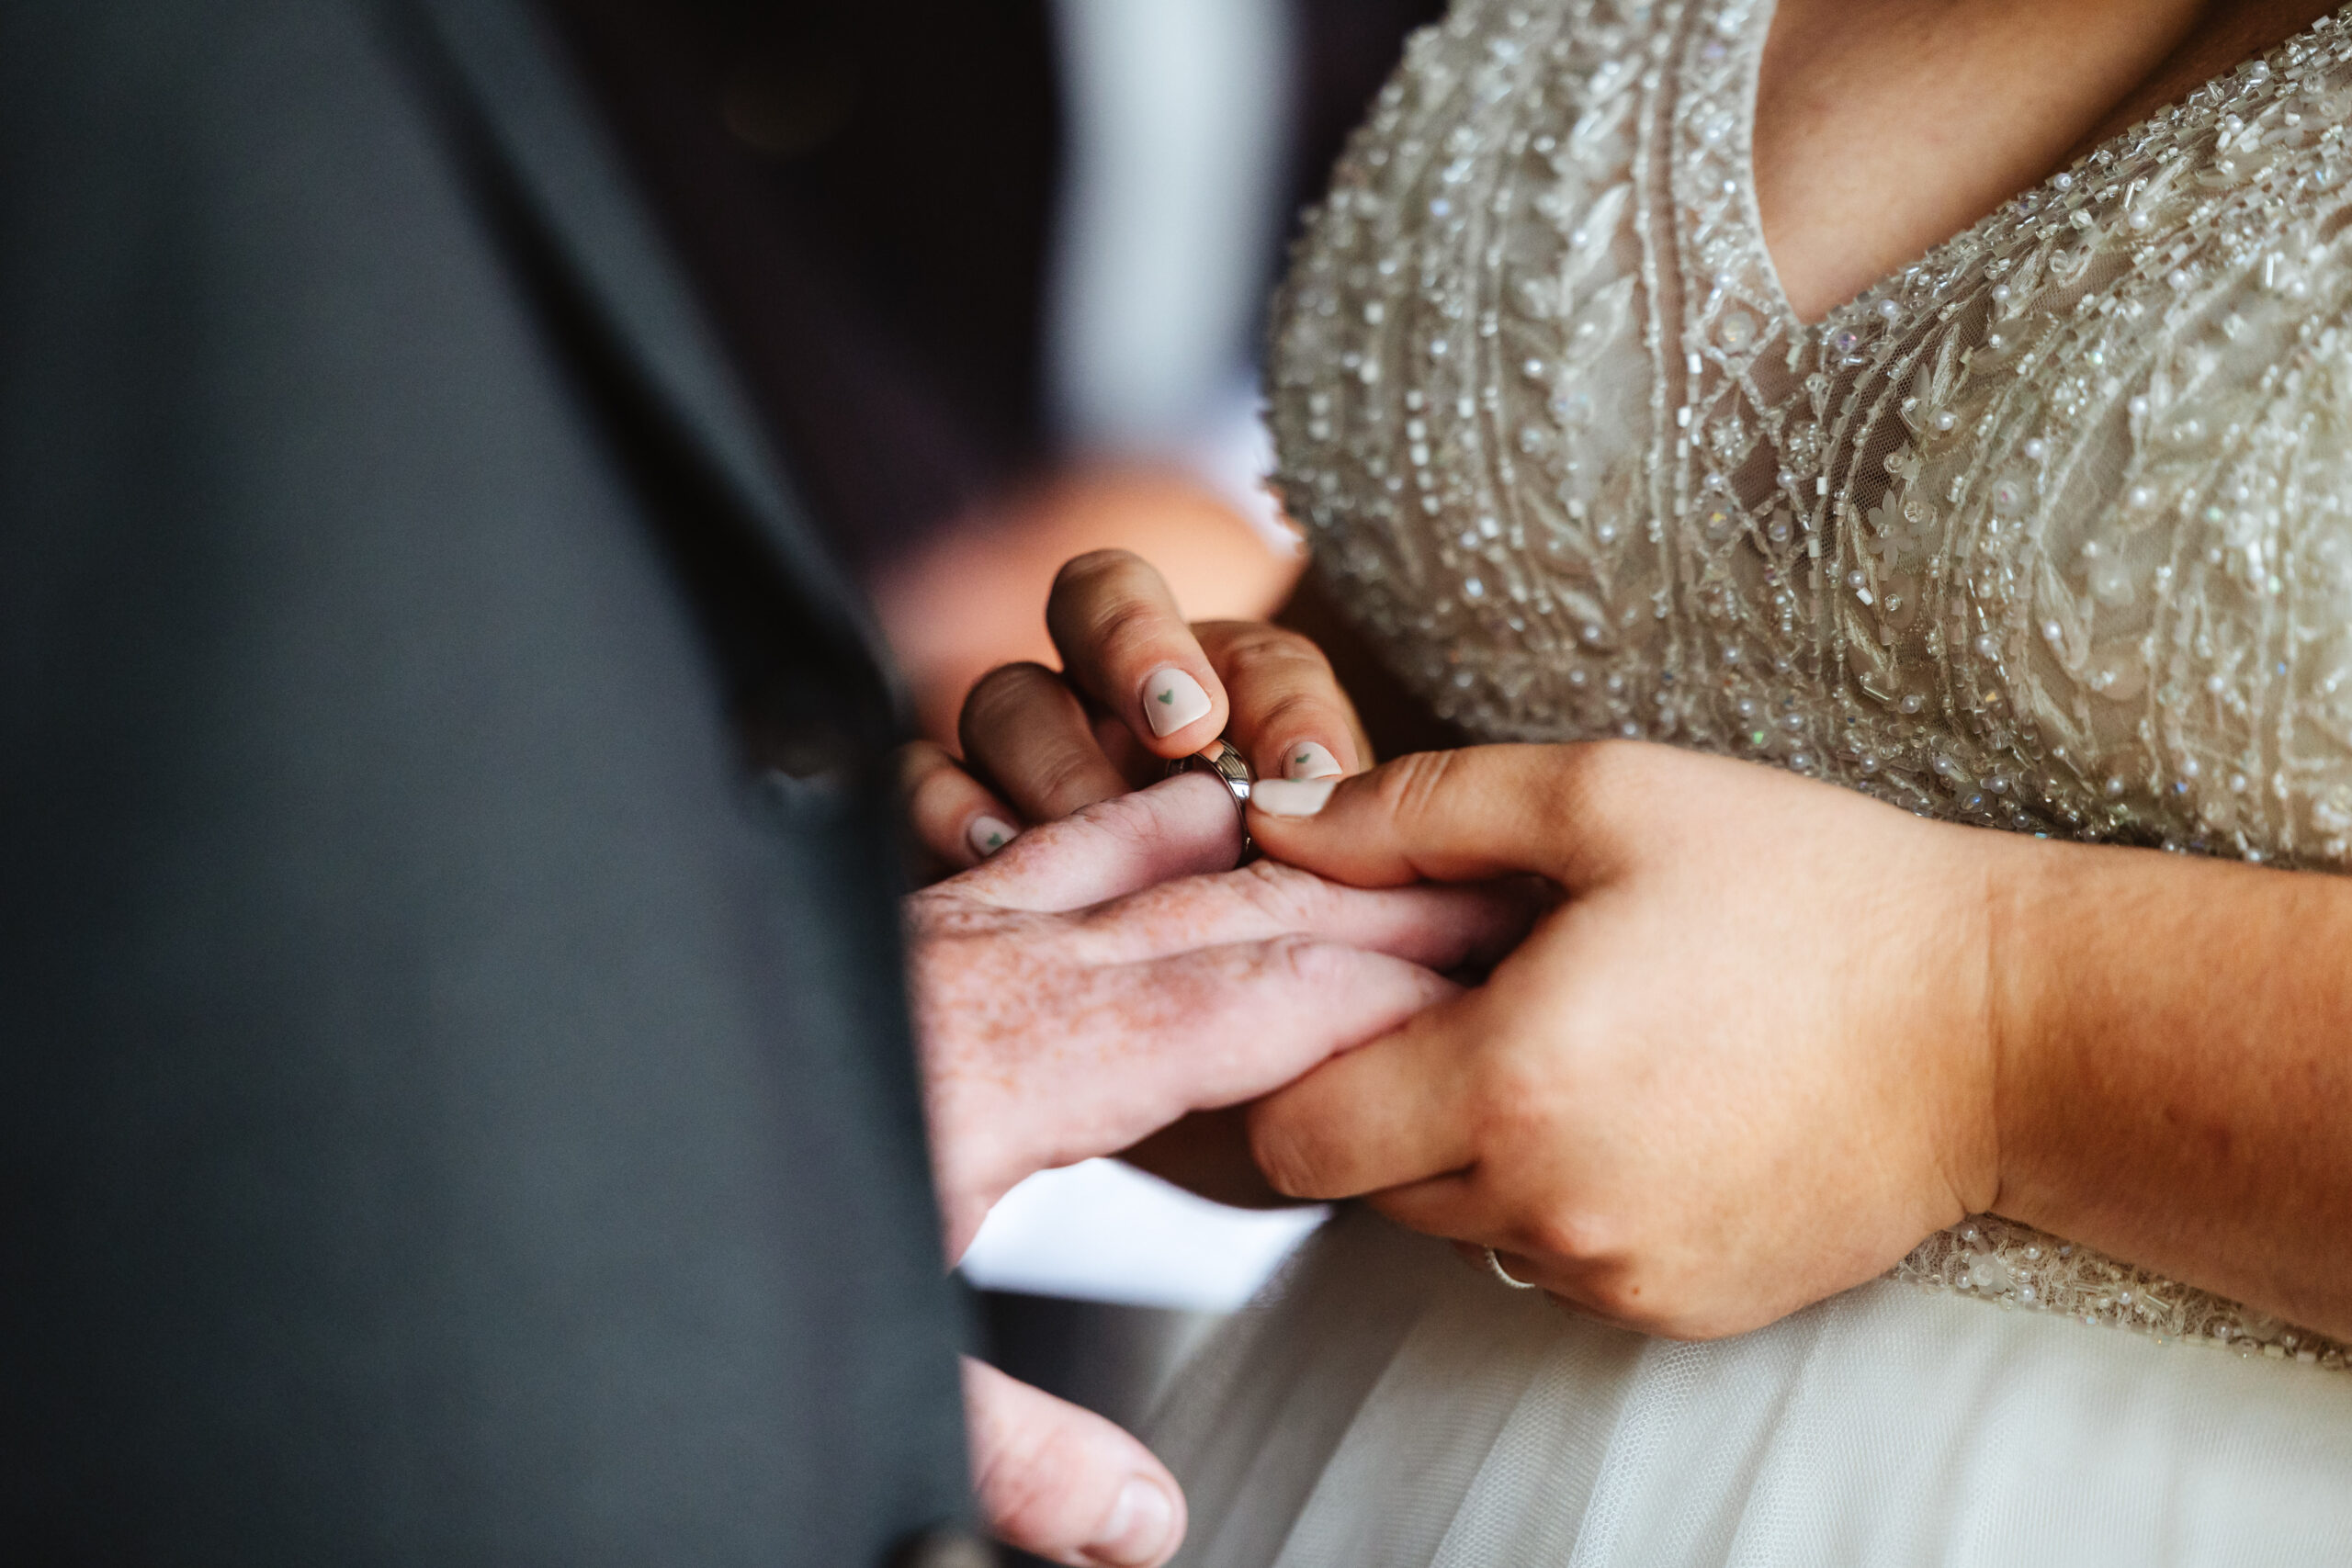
<box><xmin>1970</xmin><ymin>829</ymin><xmax>2079</xmax><ymax>1226</ymax></box>
<box><xmin>1902</xmin><ymin>820</ymin><xmax>2057</xmax><ymax>1228</ymax></box>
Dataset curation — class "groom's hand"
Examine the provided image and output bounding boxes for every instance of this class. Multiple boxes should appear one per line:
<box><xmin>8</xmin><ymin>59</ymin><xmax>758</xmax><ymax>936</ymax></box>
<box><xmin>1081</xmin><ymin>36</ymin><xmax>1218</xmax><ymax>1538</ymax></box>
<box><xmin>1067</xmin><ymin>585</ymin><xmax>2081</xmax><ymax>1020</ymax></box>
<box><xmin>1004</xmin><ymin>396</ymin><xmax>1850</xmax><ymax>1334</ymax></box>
<box><xmin>960</xmin><ymin>1358</ymin><xmax>1188</xmax><ymax>1568</ymax></box>
<box><xmin>909</xmin><ymin>771</ymin><xmax>1530</xmax><ymax>1257</ymax></box>
<box><xmin>909</xmin><ymin>770</ymin><xmax>1532</xmax><ymax>1568</ymax></box>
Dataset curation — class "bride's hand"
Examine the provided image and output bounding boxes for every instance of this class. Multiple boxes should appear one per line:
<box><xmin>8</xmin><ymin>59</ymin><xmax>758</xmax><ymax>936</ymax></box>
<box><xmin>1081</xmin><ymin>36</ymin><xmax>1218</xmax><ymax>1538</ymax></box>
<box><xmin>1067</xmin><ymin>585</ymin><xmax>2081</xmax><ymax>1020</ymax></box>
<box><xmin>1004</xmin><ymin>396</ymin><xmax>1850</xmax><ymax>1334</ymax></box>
<box><xmin>1241</xmin><ymin>742</ymin><xmax>2013</xmax><ymax>1340</ymax></box>
<box><xmin>911</xmin><ymin>773</ymin><xmax>1534</xmax><ymax>1256</ymax></box>
<box><xmin>903</xmin><ymin>549</ymin><xmax>1369</xmax><ymax>871</ymax></box>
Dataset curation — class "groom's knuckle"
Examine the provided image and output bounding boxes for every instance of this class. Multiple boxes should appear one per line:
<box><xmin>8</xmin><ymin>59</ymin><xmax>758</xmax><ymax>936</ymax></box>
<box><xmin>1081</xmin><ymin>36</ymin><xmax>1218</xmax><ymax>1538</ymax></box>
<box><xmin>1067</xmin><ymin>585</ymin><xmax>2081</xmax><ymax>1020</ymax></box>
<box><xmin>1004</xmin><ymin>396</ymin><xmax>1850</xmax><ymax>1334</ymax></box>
<box><xmin>1256</xmin><ymin>931</ymin><xmax>1349</xmax><ymax>991</ymax></box>
<box><xmin>1230</xmin><ymin>861</ymin><xmax>1336</xmax><ymax>928</ymax></box>
<box><xmin>1066</xmin><ymin>788</ymin><xmax>1161</xmax><ymax>860</ymax></box>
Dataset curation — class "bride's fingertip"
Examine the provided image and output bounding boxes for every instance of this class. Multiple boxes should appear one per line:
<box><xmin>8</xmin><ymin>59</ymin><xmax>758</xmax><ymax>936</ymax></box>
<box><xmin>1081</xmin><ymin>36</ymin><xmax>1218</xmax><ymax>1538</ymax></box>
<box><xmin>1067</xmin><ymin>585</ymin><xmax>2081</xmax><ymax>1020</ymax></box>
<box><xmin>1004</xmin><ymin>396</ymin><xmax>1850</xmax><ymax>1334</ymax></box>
<box><xmin>966</xmin><ymin>815</ymin><xmax>1020</xmax><ymax>860</ymax></box>
<box><xmin>1250</xmin><ymin>778</ymin><xmax>1338</xmax><ymax>818</ymax></box>
<box><xmin>1139</xmin><ymin>665</ymin><xmax>1215</xmax><ymax>739</ymax></box>
<box><xmin>1280</xmin><ymin>740</ymin><xmax>1346</xmax><ymax>781</ymax></box>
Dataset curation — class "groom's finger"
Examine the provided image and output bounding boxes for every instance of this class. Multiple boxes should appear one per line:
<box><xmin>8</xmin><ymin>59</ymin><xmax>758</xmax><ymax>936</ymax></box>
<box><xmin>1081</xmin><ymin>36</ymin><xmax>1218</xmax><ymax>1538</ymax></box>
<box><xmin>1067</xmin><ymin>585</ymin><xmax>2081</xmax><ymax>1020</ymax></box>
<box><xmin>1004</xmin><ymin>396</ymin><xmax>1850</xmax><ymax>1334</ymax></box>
<box><xmin>1086</xmin><ymin>862</ymin><xmax>1542</xmax><ymax>972</ymax></box>
<box><xmin>963</xmin><ymin>1358</ymin><xmax>1186</xmax><ymax>1568</ymax></box>
<box><xmin>954</xmin><ymin>941</ymin><xmax>1464</xmax><ymax>1199</ymax></box>
<box><xmin>1247</xmin><ymin>743</ymin><xmax>1627</xmax><ymax>888</ymax></box>
<box><xmin>1116</xmin><ymin>939</ymin><xmax>1461</xmax><ymax>1115</ymax></box>
<box><xmin>952</xmin><ymin>773</ymin><xmax>1243</xmax><ymax>913</ymax></box>
<box><xmin>1046</xmin><ymin>549</ymin><xmax>1228</xmax><ymax>759</ymax></box>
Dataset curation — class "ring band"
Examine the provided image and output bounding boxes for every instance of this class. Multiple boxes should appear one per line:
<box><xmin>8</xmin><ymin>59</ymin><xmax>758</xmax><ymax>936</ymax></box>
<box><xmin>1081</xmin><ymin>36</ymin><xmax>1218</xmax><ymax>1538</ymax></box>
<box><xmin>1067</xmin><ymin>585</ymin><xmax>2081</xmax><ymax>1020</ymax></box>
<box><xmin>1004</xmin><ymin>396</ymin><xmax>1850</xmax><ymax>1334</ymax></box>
<box><xmin>1169</xmin><ymin>738</ymin><xmax>1255</xmax><ymax>856</ymax></box>
<box><xmin>1484</xmin><ymin>1247</ymin><xmax>1541</xmax><ymax>1291</ymax></box>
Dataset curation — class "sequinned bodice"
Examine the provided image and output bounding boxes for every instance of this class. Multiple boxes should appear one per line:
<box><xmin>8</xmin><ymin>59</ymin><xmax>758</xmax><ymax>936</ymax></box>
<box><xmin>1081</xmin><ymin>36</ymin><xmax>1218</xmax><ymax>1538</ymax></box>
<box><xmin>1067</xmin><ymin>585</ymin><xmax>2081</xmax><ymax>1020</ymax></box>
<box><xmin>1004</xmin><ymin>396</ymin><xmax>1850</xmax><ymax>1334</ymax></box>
<box><xmin>1268</xmin><ymin>0</ymin><xmax>2352</xmax><ymax>1368</ymax></box>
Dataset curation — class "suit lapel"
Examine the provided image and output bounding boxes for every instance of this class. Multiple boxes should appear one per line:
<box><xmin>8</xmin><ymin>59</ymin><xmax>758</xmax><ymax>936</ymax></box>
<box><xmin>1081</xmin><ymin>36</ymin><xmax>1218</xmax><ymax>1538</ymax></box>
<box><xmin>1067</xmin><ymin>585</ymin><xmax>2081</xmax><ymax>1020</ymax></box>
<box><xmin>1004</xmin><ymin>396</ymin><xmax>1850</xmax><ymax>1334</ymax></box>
<box><xmin>396</xmin><ymin>0</ymin><xmax>901</xmax><ymax>709</ymax></box>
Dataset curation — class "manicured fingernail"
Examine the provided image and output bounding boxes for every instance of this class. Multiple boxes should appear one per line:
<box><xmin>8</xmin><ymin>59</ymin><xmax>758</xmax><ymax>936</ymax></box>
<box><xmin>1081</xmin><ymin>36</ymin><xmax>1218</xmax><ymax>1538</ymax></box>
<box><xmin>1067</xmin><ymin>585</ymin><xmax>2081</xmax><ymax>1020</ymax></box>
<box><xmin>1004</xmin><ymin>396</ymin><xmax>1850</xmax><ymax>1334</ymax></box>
<box><xmin>966</xmin><ymin>815</ymin><xmax>1017</xmax><ymax>859</ymax></box>
<box><xmin>1250</xmin><ymin>778</ymin><xmax>1336</xmax><ymax>818</ymax></box>
<box><xmin>1091</xmin><ymin>1477</ymin><xmax>1178</xmax><ymax>1568</ymax></box>
<box><xmin>1140</xmin><ymin>667</ymin><xmax>1212</xmax><ymax>737</ymax></box>
<box><xmin>1283</xmin><ymin>741</ymin><xmax>1343</xmax><ymax>781</ymax></box>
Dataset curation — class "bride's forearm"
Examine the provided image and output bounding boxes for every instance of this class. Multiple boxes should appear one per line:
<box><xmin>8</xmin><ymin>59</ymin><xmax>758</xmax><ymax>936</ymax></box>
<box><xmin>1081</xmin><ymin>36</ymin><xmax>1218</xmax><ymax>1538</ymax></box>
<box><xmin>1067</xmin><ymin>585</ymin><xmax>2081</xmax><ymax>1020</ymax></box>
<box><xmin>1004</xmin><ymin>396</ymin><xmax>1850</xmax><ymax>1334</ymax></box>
<box><xmin>1989</xmin><ymin>839</ymin><xmax>2352</xmax><ymax>1338</ymax></box>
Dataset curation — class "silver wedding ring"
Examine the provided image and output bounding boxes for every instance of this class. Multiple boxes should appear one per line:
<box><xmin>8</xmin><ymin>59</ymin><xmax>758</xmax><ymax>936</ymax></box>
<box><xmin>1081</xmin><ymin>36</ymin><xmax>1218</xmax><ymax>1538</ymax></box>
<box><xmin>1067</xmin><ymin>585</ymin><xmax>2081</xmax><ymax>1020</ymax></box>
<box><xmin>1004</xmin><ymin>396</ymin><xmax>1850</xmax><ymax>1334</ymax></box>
<box><xmin>1170</xmin><ymin>738</ymin><xmax>1255</xmax><ymax>856</ymax></box>
<box><xmin>1484</xmin><ymin>1247</ymin><xmax>1541</xmax><ymax>1291</ymax></box>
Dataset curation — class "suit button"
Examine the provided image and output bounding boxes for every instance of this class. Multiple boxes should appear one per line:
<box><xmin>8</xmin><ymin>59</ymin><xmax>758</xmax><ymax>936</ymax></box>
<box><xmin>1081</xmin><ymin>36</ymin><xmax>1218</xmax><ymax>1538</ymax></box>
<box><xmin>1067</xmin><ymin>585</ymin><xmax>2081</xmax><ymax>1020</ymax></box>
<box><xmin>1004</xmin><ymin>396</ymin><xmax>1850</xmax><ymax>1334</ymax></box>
<box><xmin>888</xmin><ymin>1525</ymin><xmax>997</xmax><ymax>1568</ymax></box>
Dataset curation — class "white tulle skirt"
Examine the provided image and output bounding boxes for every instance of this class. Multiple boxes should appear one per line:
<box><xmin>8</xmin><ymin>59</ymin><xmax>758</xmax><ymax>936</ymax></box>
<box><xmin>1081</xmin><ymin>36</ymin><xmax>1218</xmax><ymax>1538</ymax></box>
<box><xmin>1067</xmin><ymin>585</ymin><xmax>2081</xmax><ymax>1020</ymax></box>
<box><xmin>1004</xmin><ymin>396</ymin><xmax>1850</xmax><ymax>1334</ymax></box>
<box><xmin>1148</xmin><ymin>1208</ymin><xmax>2352</xmax><ymax>1567</ymax></box>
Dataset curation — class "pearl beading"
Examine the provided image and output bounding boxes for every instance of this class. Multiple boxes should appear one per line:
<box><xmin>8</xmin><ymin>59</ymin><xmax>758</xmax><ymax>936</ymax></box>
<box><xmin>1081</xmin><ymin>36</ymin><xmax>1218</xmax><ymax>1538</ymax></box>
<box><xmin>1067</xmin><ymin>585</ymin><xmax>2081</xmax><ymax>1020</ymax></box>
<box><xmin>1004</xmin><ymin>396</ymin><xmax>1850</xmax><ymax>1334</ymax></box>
<box><xmin>1268</xmin><ymin>0</ymin><xmax>2352</xmax><ymax>1371</ymax></box>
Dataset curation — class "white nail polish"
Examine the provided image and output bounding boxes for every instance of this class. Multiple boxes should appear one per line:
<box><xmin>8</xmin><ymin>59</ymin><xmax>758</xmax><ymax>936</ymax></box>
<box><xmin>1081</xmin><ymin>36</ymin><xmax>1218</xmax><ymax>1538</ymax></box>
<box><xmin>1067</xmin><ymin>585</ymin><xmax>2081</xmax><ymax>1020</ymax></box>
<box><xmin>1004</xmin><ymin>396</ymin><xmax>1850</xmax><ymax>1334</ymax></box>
<box><xmin>1283</xmin><ymin>741</ymin><xmax>1343</xmax><ymax>781</ymax></box>
<box><xmin>966</xmin><ymin>815</ymin><xmax>1017</xmax><ymax>858</ymax></box>
<box><xmin>1141</xmin><ymin>667</ymin><xmax>1212</xmax><ymax>737</ymax></box>
<box><xmin>1251</xmin><ymin>777</ymin><xmax>1336</xmax><ymax>817</ymax></box>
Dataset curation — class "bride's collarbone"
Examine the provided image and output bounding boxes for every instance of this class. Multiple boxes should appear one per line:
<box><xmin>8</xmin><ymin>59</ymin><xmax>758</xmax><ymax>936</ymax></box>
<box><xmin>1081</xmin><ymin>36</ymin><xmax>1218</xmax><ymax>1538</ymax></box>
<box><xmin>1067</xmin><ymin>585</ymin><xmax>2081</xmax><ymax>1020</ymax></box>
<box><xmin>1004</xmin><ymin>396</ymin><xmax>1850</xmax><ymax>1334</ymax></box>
<box><xmin>1749</xmin><ymin>0</ymin><xmax>2340</xmax><ymax>324</ymax></box>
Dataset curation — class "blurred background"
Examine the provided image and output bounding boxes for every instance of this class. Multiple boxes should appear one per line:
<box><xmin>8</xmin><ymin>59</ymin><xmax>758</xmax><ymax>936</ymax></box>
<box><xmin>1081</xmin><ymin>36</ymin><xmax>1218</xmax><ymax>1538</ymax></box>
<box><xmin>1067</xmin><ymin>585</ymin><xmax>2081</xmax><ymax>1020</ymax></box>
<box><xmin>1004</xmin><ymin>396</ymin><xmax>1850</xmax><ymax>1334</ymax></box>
<box><xmin>551</xmin><ymin>0</ymin><xmax>1446</xmax><ymax>1465</ymax></box>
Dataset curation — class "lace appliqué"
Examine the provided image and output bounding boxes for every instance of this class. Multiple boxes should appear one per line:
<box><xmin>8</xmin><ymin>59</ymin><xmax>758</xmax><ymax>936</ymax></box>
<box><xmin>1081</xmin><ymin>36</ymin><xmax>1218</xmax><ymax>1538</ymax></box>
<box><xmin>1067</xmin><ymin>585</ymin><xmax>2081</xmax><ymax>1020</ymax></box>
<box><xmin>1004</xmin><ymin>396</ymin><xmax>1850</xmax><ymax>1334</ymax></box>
<box><xmin>1895</xmin><ymin>1217</ymin><xmax>2349</xmax><ymax>1371</ymax></box>
<box><xmin>1268</xmin><ymin>0</ymin><xmax>2352</xmax><ymax>1371</ymax></box>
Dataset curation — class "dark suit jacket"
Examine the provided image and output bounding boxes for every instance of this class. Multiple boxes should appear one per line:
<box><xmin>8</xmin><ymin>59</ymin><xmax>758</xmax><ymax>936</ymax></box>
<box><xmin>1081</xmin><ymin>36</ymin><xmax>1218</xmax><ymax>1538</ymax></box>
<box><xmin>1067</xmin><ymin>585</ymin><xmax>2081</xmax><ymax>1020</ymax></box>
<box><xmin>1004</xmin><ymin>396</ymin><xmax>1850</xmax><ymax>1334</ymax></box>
<box><xmin>542</xmin><ymin>0</ymin><xmax>1450</xmax><ymax>579</ymax></box>
<box><xmin>0</xmin><ymin>2</ymin><xmax>967</xmax><ymax>1562</ymax></box>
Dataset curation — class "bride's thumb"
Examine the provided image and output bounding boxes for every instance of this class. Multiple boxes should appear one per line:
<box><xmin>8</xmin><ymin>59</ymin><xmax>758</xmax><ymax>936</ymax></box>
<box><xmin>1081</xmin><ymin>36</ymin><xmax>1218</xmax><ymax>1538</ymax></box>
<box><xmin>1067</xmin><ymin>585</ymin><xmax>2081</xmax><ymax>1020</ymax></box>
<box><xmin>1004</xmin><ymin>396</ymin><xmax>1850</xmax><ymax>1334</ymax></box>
<box><xmin>1247</xmin><ymin>742</ymin><xmax>1596</xmax><ymax>886</ymax></box>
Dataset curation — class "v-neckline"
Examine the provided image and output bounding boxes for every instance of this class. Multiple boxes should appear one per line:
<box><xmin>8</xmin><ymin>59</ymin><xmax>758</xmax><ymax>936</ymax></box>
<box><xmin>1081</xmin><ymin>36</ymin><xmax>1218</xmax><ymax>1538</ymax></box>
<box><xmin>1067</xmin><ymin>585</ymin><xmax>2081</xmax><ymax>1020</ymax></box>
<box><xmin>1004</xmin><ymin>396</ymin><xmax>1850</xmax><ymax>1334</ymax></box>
<box><xmin>1727</xmin><ymin>0</ymin><xmax>2352</xmax><ymax>333</ymax></box>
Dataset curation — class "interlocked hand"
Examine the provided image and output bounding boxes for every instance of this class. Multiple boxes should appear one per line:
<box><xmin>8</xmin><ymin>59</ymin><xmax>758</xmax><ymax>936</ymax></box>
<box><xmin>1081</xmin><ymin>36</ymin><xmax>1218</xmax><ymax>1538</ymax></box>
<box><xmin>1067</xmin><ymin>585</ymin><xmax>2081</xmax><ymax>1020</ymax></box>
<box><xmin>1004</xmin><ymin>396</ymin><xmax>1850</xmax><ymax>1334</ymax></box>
<box><xmin>910</xmin><ymin>772</ymin><xmax>1531</xmax><ymax>1566</ymax></box>
<box><xmin>1240</xmin><ymin>741</ymin><xmax>2007</xmax><ymax>1340</ymax></box>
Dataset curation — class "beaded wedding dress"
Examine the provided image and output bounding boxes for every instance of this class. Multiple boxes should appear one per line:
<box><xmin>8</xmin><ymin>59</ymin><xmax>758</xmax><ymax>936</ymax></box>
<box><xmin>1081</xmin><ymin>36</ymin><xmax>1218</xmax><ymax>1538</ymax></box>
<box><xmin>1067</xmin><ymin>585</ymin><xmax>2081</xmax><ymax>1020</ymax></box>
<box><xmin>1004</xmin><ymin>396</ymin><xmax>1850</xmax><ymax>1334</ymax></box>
<box><xmin>1148</xmin><ymin>2</ymin><xmax>2352</xmax><ymax>1562</ymax></box>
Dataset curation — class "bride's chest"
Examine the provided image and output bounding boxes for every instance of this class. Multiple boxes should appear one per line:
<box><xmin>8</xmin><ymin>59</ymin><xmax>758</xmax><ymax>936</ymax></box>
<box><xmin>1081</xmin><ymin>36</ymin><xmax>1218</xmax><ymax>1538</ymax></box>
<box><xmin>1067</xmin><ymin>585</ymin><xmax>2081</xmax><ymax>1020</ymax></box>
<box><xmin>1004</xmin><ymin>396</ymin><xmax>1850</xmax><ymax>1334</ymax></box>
<box><xmin>1270</xmin><ymin>0</ymin><xmax>2352</xmax><ymax>868</ymax></box>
